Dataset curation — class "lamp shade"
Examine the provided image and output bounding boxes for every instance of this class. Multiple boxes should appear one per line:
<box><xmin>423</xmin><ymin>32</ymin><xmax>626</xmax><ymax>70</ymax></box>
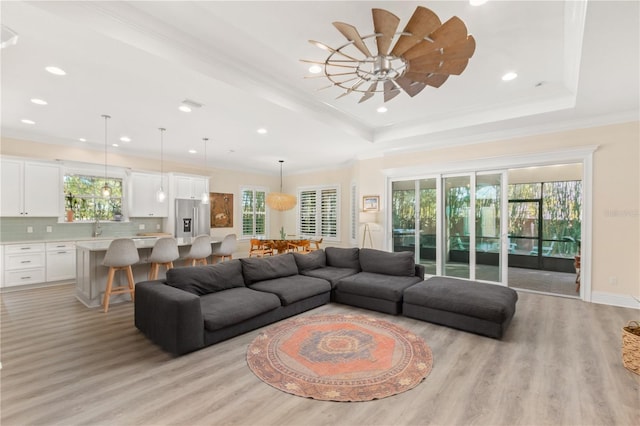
<box><xmin>359</xmin><ymin>211</ymin><xmax>378</xmax><ymax>224</ymax></box>
<box><xmin>266</xmin><ymin>192</ymin><xmax>297</xmax><ymax>211</ymax></box>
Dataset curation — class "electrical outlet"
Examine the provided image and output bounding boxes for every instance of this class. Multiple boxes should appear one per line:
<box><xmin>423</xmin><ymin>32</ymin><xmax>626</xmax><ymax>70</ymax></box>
<box><xmin>46</xmin><ymin>226</ymin><xmax>53</xmax><ymax>233</ymax></box>
<box><xmin>139</xmin><ymin>224</ymin><xmax>145</xmax><ymax>230</ymax></box>
<box><xmin>156</xmin><ymin>224</ymin><xmax>161</xmax><ymax>230</ymax></box>
<box><xmin>27</xmin><ymin>226</ymin><xmax>33</xmax><ymax>233</ymax></box>
<box><xmin>609</xmin><ymin>276</ymin><xmax>618</xmax><ymax>286</ymax></box>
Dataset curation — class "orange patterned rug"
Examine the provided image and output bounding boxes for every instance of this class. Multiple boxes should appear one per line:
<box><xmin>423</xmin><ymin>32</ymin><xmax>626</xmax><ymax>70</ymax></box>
<box><xmin>246</xmin><ymin>314</ymin><xmax>433</xmax><ymax>402</ymax></box>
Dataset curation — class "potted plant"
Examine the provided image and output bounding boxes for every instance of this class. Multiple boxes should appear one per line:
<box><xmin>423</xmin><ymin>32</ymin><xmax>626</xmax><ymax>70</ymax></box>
<box><xmin>65</xmin><ymin>193</ymin><xmax>76</xmax><ymax>222</ymax></box>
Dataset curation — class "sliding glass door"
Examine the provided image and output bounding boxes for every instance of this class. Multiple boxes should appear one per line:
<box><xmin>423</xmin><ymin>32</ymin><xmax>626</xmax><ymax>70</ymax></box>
<box><xmin>391</xmin><ymin>171</ymin><xmax>506</xmax><ymax>284</ymax></box>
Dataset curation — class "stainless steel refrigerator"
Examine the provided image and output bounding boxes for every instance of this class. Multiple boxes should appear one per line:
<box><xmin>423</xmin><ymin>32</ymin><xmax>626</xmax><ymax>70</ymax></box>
<box><xmin>175</xmin><ymin>199</ymin><xmax>210</xmax><ymax>238</ymax></box>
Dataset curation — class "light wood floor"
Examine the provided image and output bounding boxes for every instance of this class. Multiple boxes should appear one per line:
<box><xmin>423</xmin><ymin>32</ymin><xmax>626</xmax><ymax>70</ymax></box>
<box><xmin>1</xmin><ymin>284</ymin><xmax>639</xmax><ymax>426</ymax></box>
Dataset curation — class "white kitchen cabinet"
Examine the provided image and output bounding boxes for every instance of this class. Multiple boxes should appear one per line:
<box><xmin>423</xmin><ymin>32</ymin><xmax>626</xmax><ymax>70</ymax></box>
<box><xmin>128</xmin><ymin>172</ymin><xmax>169</xmax><ymax>217</ymax></box>
<box><xmin>0</xmin><ymin>159</ymin><xmax>61</xmax><ymax>217</ymax></box>
<box><xmin>45</xmin><ymin>242</ymin><xmax>76</xmax><ymax>282</ymax></box>
<box><xmin>3</xmin><ymin>243</ymin><xmax>46</xmax><ymax>287</ymax></box>
<box><xmin>173</xmin><ymin>174</ymin><xmax>208</xmax><ymax>200</ymax></box>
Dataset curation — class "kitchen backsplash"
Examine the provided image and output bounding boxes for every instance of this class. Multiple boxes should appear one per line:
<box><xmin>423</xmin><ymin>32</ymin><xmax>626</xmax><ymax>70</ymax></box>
<box><xmin>0</xmin><ymin>217</ymin><xmax>164</xmax><ymax>242</ymax></box>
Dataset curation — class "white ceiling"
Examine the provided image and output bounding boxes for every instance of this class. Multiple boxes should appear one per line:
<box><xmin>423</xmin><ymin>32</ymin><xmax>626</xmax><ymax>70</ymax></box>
<box><xmin>1</xmin><ymin>1</ymin><xmax>638</xmax><ymax>176</ymax></box>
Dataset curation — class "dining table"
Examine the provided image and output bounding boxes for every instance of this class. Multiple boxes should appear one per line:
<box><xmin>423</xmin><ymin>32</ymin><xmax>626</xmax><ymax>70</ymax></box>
<box><xmin>260</xmin><ymin>238</ymin><xmax>309</xmax><ymax>254</ymax></box>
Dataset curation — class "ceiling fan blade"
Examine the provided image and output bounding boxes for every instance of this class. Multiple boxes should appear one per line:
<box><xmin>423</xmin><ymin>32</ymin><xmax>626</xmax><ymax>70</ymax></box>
<box><xmin>394</xmin><ymin>76</ymin><xmax>426</xmax><ymax>97</ymax></box>
<box><xmin>383</xmin><ymin>80</ymin><xmax>401</xmax><ymax>102</ymax></box>
<box><xmin>408</xmin><ymin>35</ymin><xmax>475</xmax><ymax>63</ymax></box>
<box><xmin>358</xmin><ymin>82</ymin><xmax>378</xmax><ymax>103</ymax></box>
<box><xmin>407</xmin><ymin>59</ymin><xmax>441</xmax><ymax>74</ymax></box>
<box><xmin>372</xmin><ymin>8</ymin><xmax>400</xmax><ymax>55</ymax></box>
<box><xmin>333</xmin><ymin>22</ymin><xmax>372</xmax><ymax>57</ymax></box>
<box><xmin>429</xmin><ymin>17</ymin><xmax>468</xmax><ymax>48</ymax></box>
<box><xmin>391</xmin><ymin>6</ymin><xmax>441</xmax><ymax>57</ymax></box>
<box><xmin>439</xmin><ymin>59</ymin><xmax>469</xmax><ymax>75</ymax></box>
<box><xmin>404</xmin><ymin>72</ymin><xmax>450</xmax><ymax>88</ymax></box>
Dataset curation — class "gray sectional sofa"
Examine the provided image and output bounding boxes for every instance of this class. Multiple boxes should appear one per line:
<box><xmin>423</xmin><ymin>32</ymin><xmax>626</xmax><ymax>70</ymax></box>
<box><xmin>135</xmin><ymin>246</ymin><xmax>517</xmax><ymax>356</ymax></box>
<box><xmin>135</xmin><ymin>247</ymin><xmax>423</xmax><ymax>355</ymax></box>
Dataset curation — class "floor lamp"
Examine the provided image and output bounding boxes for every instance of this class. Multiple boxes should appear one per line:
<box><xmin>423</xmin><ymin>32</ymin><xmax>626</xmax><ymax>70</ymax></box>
<box><xmin>359</xmin><ymin>211</ymin><xmax>378</xmax><ymax>248</ymax></box>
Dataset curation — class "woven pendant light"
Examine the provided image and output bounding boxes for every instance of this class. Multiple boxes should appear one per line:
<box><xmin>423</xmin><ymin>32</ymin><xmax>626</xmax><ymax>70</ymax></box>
<box><xmin>266</xmin><ymin>160</ymin><xmax>297</xmax><ymax>211</ymax></box>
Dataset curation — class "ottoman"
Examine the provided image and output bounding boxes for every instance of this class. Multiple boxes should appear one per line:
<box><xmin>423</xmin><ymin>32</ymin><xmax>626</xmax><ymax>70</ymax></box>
<box><xmin>403</xmin><ymin>277</ymin><xmax>518</xmax><ymax>339</ymax></box>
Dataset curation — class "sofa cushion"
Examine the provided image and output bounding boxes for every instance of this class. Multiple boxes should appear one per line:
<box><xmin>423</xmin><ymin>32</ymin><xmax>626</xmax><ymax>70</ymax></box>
<box><xmin>359</xmin><ymin>248</ymin><xmax>415</xmax><ymax>277</ymax></box>
<box><xmin>165</xmin><ymin>260</ymin><xmax>245</xmax><ymax>296</ymax></box>
<box><xmin>301</xmin><ymin>266</ymin><xmax>359</xmax><ymax>288</ymax></box>
<box><xmin>249</xmin><ymin>275</ymin><xmax>331</xmax><ymax>306</ymax></box>
<box><xmin>293</xmin><ymin>249</ymin><xmax>326</xmax><ymax>272</ymax></box>
<box><xmin>336</xmin><ymin>272</ymin><xmax>422</xmax><ymax>302</ymax></box>
<box><xmin>325</xmin><ymin>247</ymin><xmax>361</xmax><ymax>270</ymax></box>
<box><xmin>240</xmin><ymin>253</ymin><xmax>299</xmax><ymax>285</ymax></box>
<box><xmin>200</xmin><ymin>287</ymin><xmax>281</xmax><ymax>332</ymax></box>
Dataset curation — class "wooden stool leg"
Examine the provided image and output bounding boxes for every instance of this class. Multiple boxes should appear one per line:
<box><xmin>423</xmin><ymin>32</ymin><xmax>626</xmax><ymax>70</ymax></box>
<box><xmin>104</xmin><ymin>267</ymin><xmax>116</xmax><ymax>313</ymax></box>
<box><xmin>148</xmin><ymin>263</ymin><xmax>158</xmax><ymax>281</ymax></box>
<box><xmin>125</xmin><ymin>266</ymin><xmax>135</xmax><ymax>302</ymax></box>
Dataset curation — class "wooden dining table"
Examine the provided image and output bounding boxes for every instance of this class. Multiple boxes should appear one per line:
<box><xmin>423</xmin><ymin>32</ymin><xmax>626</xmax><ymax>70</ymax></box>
<box><xmin>260</xmin><ymin>239</ymin><xmax>309</xmax><ymax>254</ymax></box>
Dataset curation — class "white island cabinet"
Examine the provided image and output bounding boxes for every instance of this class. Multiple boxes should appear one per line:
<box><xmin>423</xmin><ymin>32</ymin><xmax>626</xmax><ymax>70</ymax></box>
<box><xmin>128</xmin><ymin>172</ymin><xmax>169</xmax><ymax>217</ymax></box>
<box><xmin>75</xmin><ymin>237</ymin><xmax>220</xmax><ymax>308</ymax></box>
<box><xmin>0</xmin><ymin>159</ymin><xmax>61</xmax><ymax>217</ymax></box>
<box><xmin>45</xmin><ymin>242</ymin><xmax>76</xmax><ymax>282</ymax></box>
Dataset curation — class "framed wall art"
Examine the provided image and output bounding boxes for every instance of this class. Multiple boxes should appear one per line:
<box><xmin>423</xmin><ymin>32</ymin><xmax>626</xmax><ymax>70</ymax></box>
<box><xmin>210</xmin><ymin>192</ymin><xmax>234</xmax><ymax>228</ymax></box>
<box><xmin>362</xmin><ymin>195</ymin><xmax>380</xmax><ymax>212</ymax></box>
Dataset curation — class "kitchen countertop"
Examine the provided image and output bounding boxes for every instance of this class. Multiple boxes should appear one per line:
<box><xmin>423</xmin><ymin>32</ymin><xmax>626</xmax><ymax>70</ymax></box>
<box><xmin>75</xmin><ymin>237</ymin><xmax>220</xmax><ymax>251</ymax></box>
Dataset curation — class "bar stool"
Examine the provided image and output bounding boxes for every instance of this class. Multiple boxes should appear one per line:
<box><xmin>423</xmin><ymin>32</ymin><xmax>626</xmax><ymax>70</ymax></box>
<box><xmin>184</xmin><ymin>234</ymin><xmax>212</xmax><ymax>266</ymax></box>
<box><xmin>148</xmin><ymin>237</ymin><xmax>179</xmax><ymax>280</ymax></box>
<box><xmin>102</xmin><ymin>238</ymin><xmax>139</xmax><ymax>313</ymax></box>
<box><xmin>211</xmin><ymin>233</ymin><xmax>237</xmax><ymax>263</ymax></box>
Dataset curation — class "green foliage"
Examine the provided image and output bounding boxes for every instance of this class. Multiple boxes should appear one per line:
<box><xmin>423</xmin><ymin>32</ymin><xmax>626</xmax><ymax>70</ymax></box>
<box><xmin>63</xmin><ymin>175</ymin><xmax>123</xmax><ymax>221</ymax></box>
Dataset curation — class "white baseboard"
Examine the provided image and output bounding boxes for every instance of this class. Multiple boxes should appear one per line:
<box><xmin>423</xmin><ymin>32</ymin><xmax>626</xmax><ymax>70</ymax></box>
<box><xmin>591</xmin><ymin>291</ymin><xmax>640</xmax><ymax>309</ymax></box>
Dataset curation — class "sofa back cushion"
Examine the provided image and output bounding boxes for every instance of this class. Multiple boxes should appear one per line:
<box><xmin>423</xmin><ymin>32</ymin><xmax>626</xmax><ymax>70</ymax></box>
<box><xmin>359</xmin><ymin>248</ymin><xmax>415</xmax><ymax>276</ymax></box>
<box><xmin>293</xmin><ymin>249</ymin><xmax>326</xmax><ymax>272</ymax></box>
<box><xmin>240</xmin><ymin>253</ymin><xmax>299</xmax><ymax>285</ymax></box>
<box><xmin>325</xmin><ymin>247</ymin><xmax>361</xmax><ymax>270</ymax></box>
<box><xmin>165</xmin><ymin>260</ymin><xmax>245</xmax><ymax>296</ymax></box>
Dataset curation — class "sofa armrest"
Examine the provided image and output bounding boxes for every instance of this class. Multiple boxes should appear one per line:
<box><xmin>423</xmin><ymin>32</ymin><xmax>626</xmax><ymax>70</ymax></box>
<box><xmin>415</xmin><ymin>264</ymin><xmax>425</xmax><ymax>279</ymax></box>
<box><xmin>135</xmin><ymin>280</ymin><xmax>204</xmax><ymax>356</ymax></box>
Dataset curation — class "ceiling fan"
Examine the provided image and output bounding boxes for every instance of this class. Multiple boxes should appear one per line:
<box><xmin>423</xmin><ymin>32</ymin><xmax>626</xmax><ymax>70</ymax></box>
<box><xmin>303</xmin><ymin>6</ymin><xmax>476</xmax><ymax>103</ymax></box>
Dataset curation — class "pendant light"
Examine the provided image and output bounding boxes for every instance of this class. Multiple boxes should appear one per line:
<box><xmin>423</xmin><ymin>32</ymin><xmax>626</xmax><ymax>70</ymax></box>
<box><xmin>101</xmin><ymin>114</ymin><xmax>111</xmax><ymax>198</ymax></box>
<box><xmin>156</xmin><ymin>127</ymin><xmax>166</xmax><ymax>202</ymax></box>
<box><xmin>201</xmin><ymin>137</ymin><xmax>209</xmax><ymax>205</ymax></box>
<box><xmin>266</xmin><ymin>160</ymin><xmax>297</xmax><ymax>211</ymax></box>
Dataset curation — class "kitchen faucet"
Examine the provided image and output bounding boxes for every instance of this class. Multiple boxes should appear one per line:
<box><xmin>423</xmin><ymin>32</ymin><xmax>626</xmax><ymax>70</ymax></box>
<box><xmin>93</xmin><ymin>218</ymin><xmax>102</xmax><ymax>238</ymax></box>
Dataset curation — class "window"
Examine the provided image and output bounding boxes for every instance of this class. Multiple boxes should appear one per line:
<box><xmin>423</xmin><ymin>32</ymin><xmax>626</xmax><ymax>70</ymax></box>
<box><xmin>241</xmin><ymin>187</ymin><xmax>267</xmax><ymax>238</ymax></box>
<box><xmin>63</xmin><ymin>174</ymin><xmax>123</xmax><ymax>221</ymax></box>
<box><xmin>298</xmin><ymin>186</ymin><xmax>339</xmax><ymax>239</ymax></box>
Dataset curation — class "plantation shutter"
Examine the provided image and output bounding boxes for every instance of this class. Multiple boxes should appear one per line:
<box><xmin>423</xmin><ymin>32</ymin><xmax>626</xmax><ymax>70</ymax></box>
<box><xmin>241</xmin><ymin>188</ymin><xmax>267</xmax><ymax>237</ymax></box>
<box><xmin>299</xmin><ymin>190</ymin><xmax>317</xmax><ymax>235</ymax></box>
<box><xmin>320</xmin><ymin>188</ymin><xmax>337</xmax><ymax>237</ymax></box>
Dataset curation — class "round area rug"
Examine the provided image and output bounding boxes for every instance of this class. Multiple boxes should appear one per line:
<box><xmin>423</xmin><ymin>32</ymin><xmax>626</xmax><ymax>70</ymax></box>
<box><xmin>246</xmin><ymin>314</ymin><xmax>433</xmax><ymax>402</ymax></box>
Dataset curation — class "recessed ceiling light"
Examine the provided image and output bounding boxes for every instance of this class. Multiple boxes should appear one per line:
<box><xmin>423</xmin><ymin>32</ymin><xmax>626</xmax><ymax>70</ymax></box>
<box><xmin>78</xmin><ymin>138</ymin><xmax>87</xmax><ymax>142</ymax></box>
<box><xmin>21</xmin><ymin>119</ymin><xmax>35</xmax><ymax>124</ymax></box>
<box><xmin>30</xmin><ymin>98</ymin><xmax>47</xmax><ymax>105</ymax></box>
<box><xmin>377</xmin><ymin>106</ymin><xmax>388</xmax><ymax>113</ymax></box>
<box><xmin>45</xmin><ymin>66</ymin><xmax>66</xmax><ymax>76</ymax></box>
<box><xmin>257</xmin><ymin>128</ymin><xmax>268</xmax><ymax>134</ymax></box>
<box><xmin>178</xmin><ymin>105</ymin><xmax>191</xmax><ymax>113</ymax></box>
<box><xmin>188</xmin><ymin>149</ymin><xmax>197</xmax><ymax>154</ymax></box>
<box><xmin>120</xmin><ymin>136</ymin><xmax>131</xmax><ymax>142</ymax></box>
<box><xmin>112</xmin><ymin>143</ymin><xmax>119</xmax><ymax>147</ymax></box>
<box><xmin>308</xmin><ymin>65</ymin><xmax>322</xmax><ymax>74</ymax></box>
<box><xmin>469</xmin><ymin>0</ymin><xmax>488</xmax><ymax>6</ymax></box>
<box><xmin>502</xmin><ymin>71</ymin><xmax>518</xmax><ymax>81</ymax></box>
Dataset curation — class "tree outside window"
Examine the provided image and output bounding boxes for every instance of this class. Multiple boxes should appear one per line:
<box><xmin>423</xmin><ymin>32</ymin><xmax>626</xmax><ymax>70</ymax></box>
<box><xmin>64</xmin><ymin>174</ymin><xmax>122</xmax><ymax>221</ymax></box>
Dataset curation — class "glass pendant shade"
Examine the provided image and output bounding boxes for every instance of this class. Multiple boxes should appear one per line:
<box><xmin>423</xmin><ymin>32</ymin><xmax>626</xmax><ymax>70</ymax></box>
<box><xmin>101</xmin><ymin>114</ymin><xmax>111</xmax><ymax>199</ymax></box>
<box><xmin>201</xmin><ymin>137</ymin><xmax>209</xmax><ymax>205</ymax></box>
<box><xmin>157</xmin><ymin>128</ymin><xmax>166</xmax><ymax>203</ymax></box>
<box><xmin>266</xmin><ymin>160</ymin><xmax>297</xmax><ymax>211</ymax></box>
<box><xmin>101</xmin><ymin>183</ymin><xmax>111</xmax><ymax>198</ymax></box>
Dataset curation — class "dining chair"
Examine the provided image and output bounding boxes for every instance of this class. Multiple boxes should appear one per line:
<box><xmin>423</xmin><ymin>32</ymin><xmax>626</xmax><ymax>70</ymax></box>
<box><xmin>147</xmin><ymin>237</ymin><xmax>180</xmax><ymax>280</ymax></box>
<box><xmin>184</xmin><ymin>235</ymin><xmax>212</xmax><ymax>266</ymax></box>
<box><xmin>102</xmin><ymin>238</ymin><xmax>139</xmax><ymax>313</ymax></box>
<box><xmin>249</xmin><ymin>239</ymin><xmax>274</xmax><ymax>257</ymax></box>
<box><xmin>212</xmin><ymin>233</ymin><xmax>237</xmax><ymax>263</ymax></box>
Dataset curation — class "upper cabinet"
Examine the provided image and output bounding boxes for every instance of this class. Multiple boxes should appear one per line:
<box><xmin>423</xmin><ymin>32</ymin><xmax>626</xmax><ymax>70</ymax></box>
<box><xmin>128</xmin><ymin>172</ymin><xmax>169</xmax><ymax>217</ymax></box>
<box><xmin>0</xmin><ymin>159</ymin><xmax>61</xmax><ymax>217</ymax></box>
<box><xmin>173</xmin><ymin>174</ymin><xmax>209</xmax><ymax>200</ymax></box>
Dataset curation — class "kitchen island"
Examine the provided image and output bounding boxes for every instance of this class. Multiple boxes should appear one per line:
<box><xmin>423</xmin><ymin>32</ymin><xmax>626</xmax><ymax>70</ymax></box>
<box><xmin>75</xmin><ymin>237</ymin><xmax>220</xmax><ymax>308</ymax></box>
